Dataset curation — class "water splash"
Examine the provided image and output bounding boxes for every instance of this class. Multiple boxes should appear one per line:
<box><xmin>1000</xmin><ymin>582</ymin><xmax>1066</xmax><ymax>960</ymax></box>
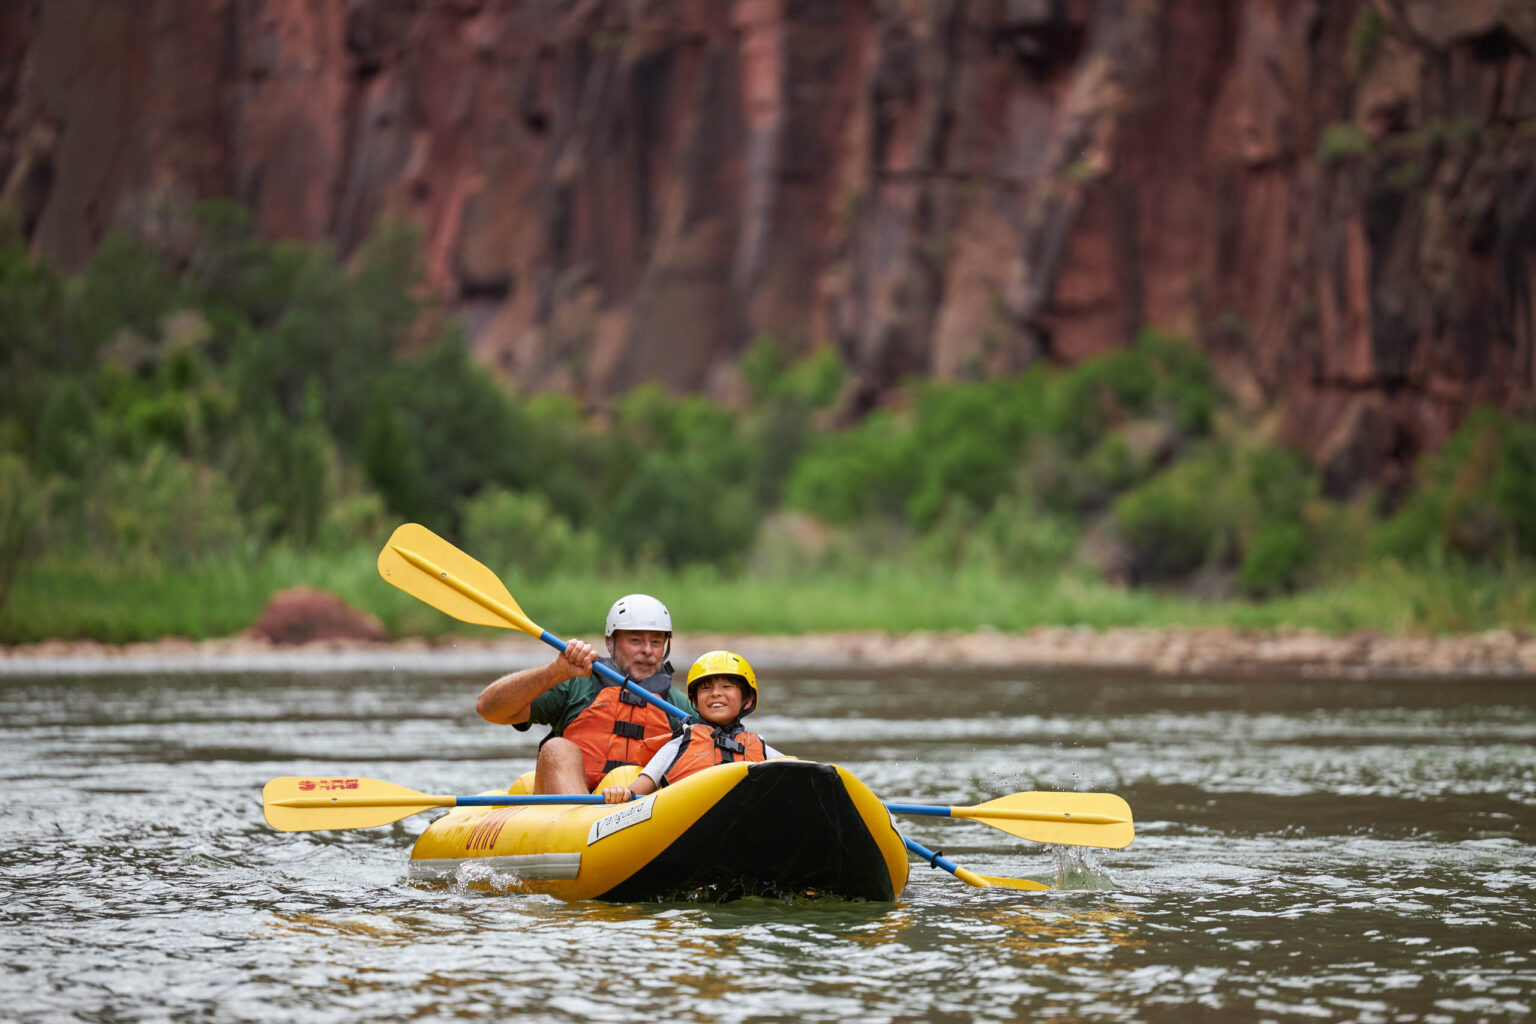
<box><xmin>1048</xmin><ymin>844</ymin><xmax>1117</xmax><ymax>891</ymax></box>
<box><xmin>448</xmin><ymin>859</ymin><xmax>525</xmax><ymax>894</ymax></box>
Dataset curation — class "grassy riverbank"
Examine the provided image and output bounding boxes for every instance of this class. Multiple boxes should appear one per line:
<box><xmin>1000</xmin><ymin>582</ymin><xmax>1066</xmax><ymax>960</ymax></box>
<box><xmin>4</xmin><ymin>203</ymin><xmax>1534</xmax><ymax>649</ymax></box>
<box><xmin>4</xmin><ymin>545</ymin><xmax>1532</xmax><ymax>645</ymax></box>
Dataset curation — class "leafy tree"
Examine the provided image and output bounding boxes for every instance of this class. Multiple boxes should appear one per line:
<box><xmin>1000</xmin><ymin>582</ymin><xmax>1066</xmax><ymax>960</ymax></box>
<box><xmin>1238</xmin><ymin>522</ymin><xmax>1312</xmax><ymax>596</ymax></box>
<box><xmin>1374</xmin><ymin>407</ymin><xmax>1536</xmax><ymax>563</ymax></box>
<box><xmin>597</xmin><ymin>387</ymin><xmax>767</xmax><ymax>566</ymax></box>
<box><xmin>0</xmin><ymin>453</ymin><xmax>47</xmax><ymax>616</ymax></box>
<box><xmin>785</xmin><ymin>410</ymin><xmax>918</xmax><ymax>524</ymax></box>
<box><xmin>361</xmin><ymin>341</ymin><xmax>525</xmax><ymax>533</ymax></box>
<box><xmin>66</xmin><ymin>230</ymin><xmax>183</xmax><ymax>363</ymax></box>
<box><xmin>1493</xmin><ymin>417</ymin><xmax>1536</xmax><ymax>556</ymax></box>
<box><xmin>462</xmin><ymin>485</ymin><xmax>602</xmax><ymax>579</ymax></box>
<box><xmin>0</xmin><ymin>211</ymin><xmax>67</xmax><ymax>454</ymax></box>
<box><xmin>905</xmin><ymin>377</ymin><xmax>1036</xmax><ymax>526</ymax></box>
<box><xmin>1113</xmin><ymin>448</ymin><xmax>1232</xmax><ymax>582</ymax></box>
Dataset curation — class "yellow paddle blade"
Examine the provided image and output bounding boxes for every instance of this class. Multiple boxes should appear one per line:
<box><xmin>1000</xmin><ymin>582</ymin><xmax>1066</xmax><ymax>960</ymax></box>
<box><xmin>947</xmin><ymin>864</ymin><xmax>1049</xmax><ymax>890</ymax></box>
<box><xmin>262</xmin><ymin>775</ymin><xmax>451</xmax><ymax>832</ymax></box>
<box><xmin>979</xmin><ymin>874</ymin><xmax>1051</xmax><ymax>891</ymax></box>
<box><xmin>956</xmin><ymin>792</ymin><xmax>1135</xmax><ymax>849</ymax></box>
<box><xmin>377</xmin><ymin>523</ymin><xmax>541</xmax><ymax>636</ymax></box>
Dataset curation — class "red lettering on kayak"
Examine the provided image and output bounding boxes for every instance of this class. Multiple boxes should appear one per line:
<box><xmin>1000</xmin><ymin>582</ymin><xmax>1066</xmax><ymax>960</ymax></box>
<box><xmin>466</xmin><ymin>808</ymin><xmax>516</xmax><ymax>851</ymax></box>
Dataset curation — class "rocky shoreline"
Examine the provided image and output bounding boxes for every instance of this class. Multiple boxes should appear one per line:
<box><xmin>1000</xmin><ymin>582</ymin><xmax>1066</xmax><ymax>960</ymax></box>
<box><xmin>3</xmin><ymin>626</ymin><xmax>1534</xmax><ymax>679</ymax></box>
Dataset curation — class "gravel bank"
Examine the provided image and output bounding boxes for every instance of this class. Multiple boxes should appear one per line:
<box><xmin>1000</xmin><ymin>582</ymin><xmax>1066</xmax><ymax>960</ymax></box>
<box><xmin>3</xmin><ymin>627</ymin><xmax>1533</xmax><ymax>679</ymax></box>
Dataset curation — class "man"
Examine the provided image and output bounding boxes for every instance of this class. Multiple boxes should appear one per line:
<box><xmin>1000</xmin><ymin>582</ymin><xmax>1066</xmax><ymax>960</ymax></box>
<box><xmin>476</xmin><ymin>593</ymin><xmax>694</xmax><ymax>794</ymax></box>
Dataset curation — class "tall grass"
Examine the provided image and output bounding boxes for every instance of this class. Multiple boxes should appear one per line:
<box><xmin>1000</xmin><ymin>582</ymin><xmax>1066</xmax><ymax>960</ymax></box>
<box><xmin>4</xmin><ymin>546</ymin><xmax>1532</xmax><ymax>644</ymax></box>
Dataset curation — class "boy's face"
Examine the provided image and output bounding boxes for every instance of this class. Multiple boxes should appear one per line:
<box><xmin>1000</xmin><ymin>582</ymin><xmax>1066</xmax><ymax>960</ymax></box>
<box><xmin>693</xmin><ymin>676</ymin><xmax>747</xmax><ymax>724</ymax></box>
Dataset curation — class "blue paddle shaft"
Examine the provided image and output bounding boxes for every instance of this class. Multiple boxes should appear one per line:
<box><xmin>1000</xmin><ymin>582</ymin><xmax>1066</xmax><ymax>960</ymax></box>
<box><xmin>901</xmin><ymin>835</ymin><xmax>965</xmax><ymax>877</ymax></box>
<box><xmin>453</xmin><ymin>794</ymin><xmax>620</xmax><ymax>806</ymax></box>
<box><xmin>536</xmin><ymin>629</ymin><xmax>690</xmax><ymax>721</ymax></box>
<box><xmin>884</xmin><ymin>803</ymin><xmax>950</xmax><ymax>818</ymax></box>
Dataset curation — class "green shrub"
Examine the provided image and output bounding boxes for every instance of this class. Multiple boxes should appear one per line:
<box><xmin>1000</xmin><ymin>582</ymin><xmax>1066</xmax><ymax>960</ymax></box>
<box><xmin>515</xmin><ymin>392</ymin><xmax>610</xmax><ymax>525</ymax></box>
<box><xmin>1493</xmin><ymin>418</ymin><xmax>1536</xmax><ymax>555</ymax></box>
<box><xmin>734</xmin><ymin>344</ymin><xmax>847</xmax><ymax>509</ymax></box>
<box><xmin>1238</xmin><ymin>522</ymin><xmax>1312</xmax><ymax>596</ymax></box>
<box><xmin>782</xmin><ymin>333</ymin><xmax>1221</xmax><ymax>536</ymax></box>
<box><xmin>221</xmin><ymin>379</ymin><xmax>337</xmax><ymax>547</ymax></box>
<box><xmin>1373</xmin><ymin>407</ymin><xmax>1536</xmax><ymax>563</ymax></box>
<box><xmin>591</xmin><ymin>387</ymin><xmax>770</xmax><ymax>566</ymax></box>
<box><xmin>740</xmin><ymin>337</ymin><xmax>845</xmax><ymax>409</ymax></box>
<box><xmin>75</xmin><ymin>447</ymin><xmax>247</xmax><ymax>568</ymax></box>
<box><xmin>785</xmin><ymin>409</ymin><xmax>917</xmax><ymax>524</ymax></box>
<box><xmin>606</xmin><ymin>446</ymin><xmax>761</xmax><ymax>567</ymax></box>
<box><xmin>1043</xmin><ymin>360</ymin><xmax>1129</xmax><ymax>452</ymax></box>
<box><xmin>905</xmin><ymin>378</ymin><xmax>1037</xmax><ymax>526</ymax></box>
<box><xmin>780</xmin><ymin>346</ymin><xmax>845</xmax><ymax>409</ymax></box>
<box><xmin>461</xmin><ymin>485</ymin><xmax>603</xmax><ymax>579</ymax></box>
<box><xmin>1244</xmin><ymin>444</ymin><xmax>1314</xmax><ymax>523</ymax></box>
<box><xmin>972</xmin><ymin>494</ymin><xmax>1078</xmax><ymax>575</ymax></box>
<box><xmin>1372</xmin><ymin>490</ymin><xmax>1443</xmax><ymax>562</ymax></box>
<box><xmin>359</xmin><ymin>389</ymin><xmax>431</xmax><ymax>528</ymax></box>
<box><xmin>33</xmin><ymin>377</ymin><xmax>98</xmax><ymax>477</ymax></box>
<box><xmin>0</xmin><ymin>452</ymin><xmax>47</xmax><ymax>614</ymax></box>
<box><xmin>1113</xmin><ymin>453</ymin><xmax>1228</xmax><ymax>582</ymax></box>
<box><xmin>0</xmin><ymin>212</ymin><xmax>66</xmax><ymax>438</ymax></box>
<box><xmin>1111</xmin><ymin>439</ymin><xmax>1317</xmax><ymax>585</ymax></box>
<box><xmin>1140</xmin><ymin>330</ymin><xmax>1219</xmax><ymax>436</ymax></box>
<box><xmin>319</xmin><ymin>488</ymin><xmax>390</xmax><ymax>554</ymax></box>
<box><xmin>221</xmin><ymin>220</ymin><xmax>425</xmax><ymax>459</ymax></box>
<box><xmin>65</xmin><ymin>230</ymin><xmax>183</xmax><ymax>361</ymax></box>
<box><xmin>1039</xmin><ymin>331</ymin><xmax>1218</xmax><ymax>452</ymax></box>
<box><xmin>360</xmin><ymin>341</ymin><xmax>525</xmax><ymax>532</ymax></box>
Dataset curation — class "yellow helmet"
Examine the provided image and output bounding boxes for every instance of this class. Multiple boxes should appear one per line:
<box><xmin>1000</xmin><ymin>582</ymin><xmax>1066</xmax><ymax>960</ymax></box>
<box><xmin>686</xmin><ymin>650</ymin><xmax>759</xmax><ymax>716</ymax></box>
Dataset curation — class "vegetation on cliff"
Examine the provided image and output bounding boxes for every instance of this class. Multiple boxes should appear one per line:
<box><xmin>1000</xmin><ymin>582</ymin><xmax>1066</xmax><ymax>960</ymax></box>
<box><xmin>1</xmin><ymin>203</ymin><xmax>1532</xmax><ymax>643</ymax></box>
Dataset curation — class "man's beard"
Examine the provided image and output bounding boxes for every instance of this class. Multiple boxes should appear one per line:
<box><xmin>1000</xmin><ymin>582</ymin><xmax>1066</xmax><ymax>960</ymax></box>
<box><xmin>620</xmin><ymin>656</ymin><xmax>657</xmax><ymax>680</ymax></box>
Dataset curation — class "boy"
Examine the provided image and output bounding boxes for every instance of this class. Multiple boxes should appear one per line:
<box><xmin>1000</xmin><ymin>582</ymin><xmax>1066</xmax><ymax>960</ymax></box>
<box><xmin>602</xmin><ymin>649</ymin><xmax>784</xmax><ymax>802</ymax></box>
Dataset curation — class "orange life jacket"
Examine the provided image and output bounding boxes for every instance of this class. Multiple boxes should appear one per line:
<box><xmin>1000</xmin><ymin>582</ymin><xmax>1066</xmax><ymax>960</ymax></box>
<box><xmin>661</xmin><ymin>721</ymin><xmax>768</xmax><ymax>785</ymax></box>
<box><xmin>560</xmin><ymin>683</ymin><xmax>681</xmax><ymax>788</ymax></box>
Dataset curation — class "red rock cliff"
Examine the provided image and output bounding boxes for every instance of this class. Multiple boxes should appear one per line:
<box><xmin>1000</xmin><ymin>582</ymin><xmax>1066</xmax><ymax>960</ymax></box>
<box><xmin>3</xmin><ymin>0</ymin><xmax>1533</xmax><ymax>494</ymax></box>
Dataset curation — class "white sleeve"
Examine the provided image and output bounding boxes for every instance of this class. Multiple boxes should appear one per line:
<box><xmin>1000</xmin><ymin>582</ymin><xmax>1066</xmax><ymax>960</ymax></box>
<box><xmin>764</xmin><ymin>743</ymin><xmax>785</xmax><ymax>759</ymax></box>
<box><xmin>641</xmin><ymin>735</ymin><xmax>686</xmax><ymax>785</ymax></box>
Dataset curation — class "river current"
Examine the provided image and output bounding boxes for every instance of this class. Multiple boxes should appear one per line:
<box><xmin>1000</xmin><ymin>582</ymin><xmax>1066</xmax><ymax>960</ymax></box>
<box><xmin>1</xmin><ymin>656</ymin><xmax>1532</xmax><ymax>1022</ymax></box>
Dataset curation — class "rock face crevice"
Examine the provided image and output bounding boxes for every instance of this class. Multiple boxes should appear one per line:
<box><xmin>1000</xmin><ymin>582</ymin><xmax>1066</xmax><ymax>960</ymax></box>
<box><xmin>2</xmin><ymin>0</ymin><xmax>1531</xmax><ymax>488</ymax></box>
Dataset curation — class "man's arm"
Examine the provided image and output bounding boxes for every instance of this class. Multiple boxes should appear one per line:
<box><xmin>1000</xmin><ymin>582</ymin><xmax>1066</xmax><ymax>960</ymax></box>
<box><xmin>476</xmin><ymin>639</ymin><xmax>596</xmax><ymax>725</ymax></box>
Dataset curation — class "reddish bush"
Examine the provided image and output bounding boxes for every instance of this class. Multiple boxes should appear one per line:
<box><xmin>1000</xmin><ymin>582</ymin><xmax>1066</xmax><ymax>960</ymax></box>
<box><xmin>249</xmin><ymin>587</ymin><xmax>387</xmax><ymax>644</ymax></box>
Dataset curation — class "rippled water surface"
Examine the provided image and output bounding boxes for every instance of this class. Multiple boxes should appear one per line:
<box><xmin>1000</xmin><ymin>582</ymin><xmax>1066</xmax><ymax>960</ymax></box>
<box><xmin>2</xmin><ymin>661</ymin><xmax>1533</xmax><ymax>1022</ymax></box>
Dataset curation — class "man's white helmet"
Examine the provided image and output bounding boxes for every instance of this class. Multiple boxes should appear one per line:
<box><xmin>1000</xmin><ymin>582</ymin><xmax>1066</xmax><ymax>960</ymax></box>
<box><xmin>605</xmin><ymin>594</ymin><xmax>673</xmax><ymax>637</ymax></box>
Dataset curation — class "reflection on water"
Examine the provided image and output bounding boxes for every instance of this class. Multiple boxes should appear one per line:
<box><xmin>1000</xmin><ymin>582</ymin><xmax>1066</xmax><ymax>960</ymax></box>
<box><xmin>0</xmin><ymin>666</ymin><xmax>1533</xmax><ymax>1022</ymax></box>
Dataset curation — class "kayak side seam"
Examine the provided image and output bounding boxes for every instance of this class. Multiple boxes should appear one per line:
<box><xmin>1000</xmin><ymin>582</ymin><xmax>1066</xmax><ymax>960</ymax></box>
<box><xmin>408</xmin><ymin>852</ymin><xmax>582</xmax><ymax>881</ymax></box>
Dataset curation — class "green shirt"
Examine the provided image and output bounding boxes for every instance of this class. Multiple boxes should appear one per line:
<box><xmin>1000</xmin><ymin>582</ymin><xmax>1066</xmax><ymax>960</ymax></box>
<box><xmin>513</xmin><ymin>660</ymin><xmax>694</xmax><ymax>736</ymax></box>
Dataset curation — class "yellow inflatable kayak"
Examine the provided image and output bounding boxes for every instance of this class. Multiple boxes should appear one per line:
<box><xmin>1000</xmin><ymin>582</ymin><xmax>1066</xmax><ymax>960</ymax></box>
<box><xmin>408</xmin><ymin>759</ymin><xmax>910</xmax><ymax>902</ymax></box>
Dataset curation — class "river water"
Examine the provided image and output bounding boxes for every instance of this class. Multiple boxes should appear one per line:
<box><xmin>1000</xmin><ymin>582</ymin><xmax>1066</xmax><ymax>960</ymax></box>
<box><xmin>1</xmin><ymin>658</ymin><xmax>1532</xmax><ymax>1022</ymax></box>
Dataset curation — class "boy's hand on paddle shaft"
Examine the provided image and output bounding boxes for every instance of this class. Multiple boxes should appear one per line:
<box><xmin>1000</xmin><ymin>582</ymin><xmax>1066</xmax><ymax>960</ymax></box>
<box><xmin>602</xmin><ymin>785</ymin><xmax>633</xmax><ymax>804</ymax></box>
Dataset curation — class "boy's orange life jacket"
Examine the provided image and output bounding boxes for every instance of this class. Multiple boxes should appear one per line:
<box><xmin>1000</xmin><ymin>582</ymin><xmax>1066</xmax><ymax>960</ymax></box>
<box><xmin>662</xmin><ymin>721</ymin><xmax>768</xmax><ymax>785</ymax></box>
<box><xmin>560</xmin><ymin>685</ymin><xmax>681</xmax><ymax>788</ymax></box>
